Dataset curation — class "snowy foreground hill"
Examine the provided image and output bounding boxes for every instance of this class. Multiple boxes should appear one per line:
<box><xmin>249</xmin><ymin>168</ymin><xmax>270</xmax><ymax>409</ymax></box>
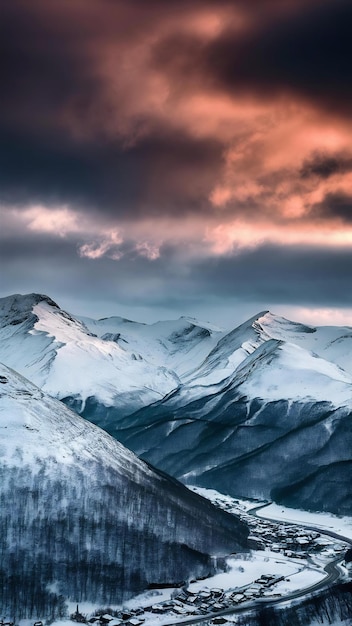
<box><xmin>0</xmin><ymin>293</ymin><xmax>352</xmax><ymax>515</ymax></box>
<box><xmin>0</xmin><ymin>363</ymin><xmax>248</xmax><ymax>619</ymax></box>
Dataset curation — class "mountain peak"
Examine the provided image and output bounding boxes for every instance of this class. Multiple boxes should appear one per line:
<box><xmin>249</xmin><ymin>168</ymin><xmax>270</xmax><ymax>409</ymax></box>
<box><xmin>253</xmin><ymin>310</ymin><xmax>316</xmax><ymax>337</ymax></box>
<box><xmin>0</xmin><ymin>292</ymin><xmax>59</xmax><ymax>316</ymax></box>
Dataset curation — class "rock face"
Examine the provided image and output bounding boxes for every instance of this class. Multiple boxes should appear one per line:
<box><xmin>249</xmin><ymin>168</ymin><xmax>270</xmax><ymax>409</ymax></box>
<box><xmin>0</xmin><ymin>363</ymin><xmax>248</xmax><ymax>619</ymax></box>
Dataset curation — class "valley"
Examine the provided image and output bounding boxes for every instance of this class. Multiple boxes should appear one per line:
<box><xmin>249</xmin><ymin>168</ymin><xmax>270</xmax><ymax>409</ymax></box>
<box><xmin>0</xmin><ymin>293</ymin><xmax>351</xmax><ymax>624</ymax></box>
<box><xmin>57</xmin><ymin>490</ymin><xmax>352</xmax><ymax>626</ymax></box>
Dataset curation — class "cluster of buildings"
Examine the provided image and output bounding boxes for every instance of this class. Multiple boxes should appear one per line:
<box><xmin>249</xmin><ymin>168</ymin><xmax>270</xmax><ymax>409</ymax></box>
<box><xmin>249</xmin><ymin>521</ymin><xmax>348</xmax><ymax>559</ymax></box>
<box><xmin>82</xmin><ymin>573</ymin><xmax>288</xmax><ymax>626</ymax></box>
<box><xmin>224</xmin><ymin>503</ymin><xmax>348</xmax><ymax>560</ymax></box>
<box><xmin>79</xmin><ymin>609</ymin><xmax>145</xmax><ymax>626</ymax></box>
<box><xmin>247</xmin><ymin>519</ymin><xmax>324</xmax><ymax>557</ymax></box>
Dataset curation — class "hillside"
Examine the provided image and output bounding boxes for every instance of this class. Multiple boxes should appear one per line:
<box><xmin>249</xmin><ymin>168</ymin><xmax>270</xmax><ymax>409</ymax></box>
<box><xmin>0</xmin><ymin>362</ymin><xmax>248</xmax><ymax>619</ymax></box>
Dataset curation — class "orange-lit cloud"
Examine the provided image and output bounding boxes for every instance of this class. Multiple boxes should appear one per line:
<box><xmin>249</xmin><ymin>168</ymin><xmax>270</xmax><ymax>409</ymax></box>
<box><xmin>206</xmin><ymin>218</ymin><xmax>352</xmax><ymax>255</ymax></box>
<box><xmin>2</xmin><ymin>0</ymin><xmax>352</xmax><ymax>321</ymax></box>
<box><xmin>2</xmin><ymin>0</ymin><xmax>352</xmax><ymax>244</ymax></box>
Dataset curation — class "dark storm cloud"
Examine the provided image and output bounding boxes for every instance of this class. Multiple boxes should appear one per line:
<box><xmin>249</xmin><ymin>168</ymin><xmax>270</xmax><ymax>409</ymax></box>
<box><xmin>1</xmin><ymin>0</ymin><xmax>351</xmax><ymax>221</ymax></box>
<box><xmin>312</xmin><ymin>192</ymin><xmax>352</xmax><ymax>223</ymax></box>
<box><xmin>0</xmin><ymin>232</ymin><xmax>205</xmax><ymax>319</ymax></box>
<box><xmin>300</xmin><ymin>153</ymin><xmax>352</xmax><ymax>180</ymax></box>
<box><xmin>4</xmin><ymin>233</ymin><xmax>352</xmax><ymax>312</ymax></box>
<box><xmin>2</xmin><ymin>0</ymin><xmax>352</xmax><ymax>327</ymax></box>
<box><xmin>3</xmin><ymin>234</ymin><xmax>352</xmax><ymax>322</ymax></box>
<box><xmin>155</xmin><ymin>0</ymin><xmax>352</xmax><ymax>116</ymax></box>
<box><xmin>0</xmin><ymin>0</ymin><xmax>106</xmax><ymax>209</ymax></box>
<box><xmin>0</xmin><ymin>1</ymin><xmax>105</xmax><ymax>129</ymax></box>
<box><xmin>0</xmin><ymin>233</ymin><xmax>75</xmax><ymax>262</ymax></box>
<box><xmin>1</xmin><ymin>0</ymin><xmax>230</xmax><ymax>218</ymax></box>
<box><xmin>0</xmin><ymin>126</ymin><xmax>222</xmax><ymax>217</ymax></box>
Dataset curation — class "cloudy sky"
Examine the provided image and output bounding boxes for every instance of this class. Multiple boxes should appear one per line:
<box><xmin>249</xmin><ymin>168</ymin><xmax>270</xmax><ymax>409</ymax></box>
<box><xmin>1</xmin><ymin>0</ymin><xmax>352</xmax><ymax>327</ymax></box>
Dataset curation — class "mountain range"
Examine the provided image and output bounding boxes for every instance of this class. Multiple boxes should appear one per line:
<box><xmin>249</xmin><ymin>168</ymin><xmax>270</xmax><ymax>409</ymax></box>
<box><xmin>1</xmin><ymin>293</ymin><xmax>351</xmax><ymax>516</ymax></box>
<box><xmin>118</xmin><ymin>311</ymin><xmax>352</xmax><ymax>515</ymax></box>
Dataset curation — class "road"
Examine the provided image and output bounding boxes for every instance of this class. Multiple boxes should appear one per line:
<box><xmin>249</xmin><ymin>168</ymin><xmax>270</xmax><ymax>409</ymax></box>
<box><xmin>164</xmin><ymin>502</ymin><xmax>351</xmax><ymax>626</ymax></box>
<box><xmin>249</xmin><ymin>501</ymin><xmax>352</xmax><ymax>548</ymax></box>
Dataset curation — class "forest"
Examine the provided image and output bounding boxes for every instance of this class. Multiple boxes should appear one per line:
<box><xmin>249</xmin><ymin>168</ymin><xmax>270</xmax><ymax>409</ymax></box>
<box><xmin>0</xmin><ymin>454</ymin><xmax>247</xmax><ymax>620</ymax></box>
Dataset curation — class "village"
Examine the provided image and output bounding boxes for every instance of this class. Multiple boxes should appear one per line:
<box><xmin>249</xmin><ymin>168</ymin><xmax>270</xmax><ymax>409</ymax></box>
<box><xmin>79</xmin><ymin>574</ymin><xmax>286</xmax><ymax>626</ymax></box>
<box><xmin>71</xmin><ymin>496</ymin><xmax>350</xmax><ymax>626</ymax></box>
<box><xmin>197</xmin><ymin>490</ymin><xmax>350</xmax><ymax>561</ymax></box>
<box><xmin>237</xmin><ymin>506</ymin><xmax>347</xmax><ymax>560</ymax></box>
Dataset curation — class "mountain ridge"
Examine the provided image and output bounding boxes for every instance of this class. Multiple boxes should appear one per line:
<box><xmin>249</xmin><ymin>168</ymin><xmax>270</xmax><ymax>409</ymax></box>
<box><xmin>1</xmin><ymin>293</ymin><xmax>352</xmax><ymax>515</ymax></box>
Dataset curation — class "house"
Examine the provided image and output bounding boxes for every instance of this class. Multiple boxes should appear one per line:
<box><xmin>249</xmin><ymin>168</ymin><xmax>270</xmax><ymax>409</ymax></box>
<box><xmin>151</xmin><ymin>605</ymin><xmax>168</xmax><ymax>614</ymax></box>
<box><xmin>100</xmin><ymin>615</ymin><xmax>115</xmax><ymax>624</ymax></box>
<box><xmin>232</xmin><ymin>594</ymin><xmax>245</xmax><ymax>603</ymax></box>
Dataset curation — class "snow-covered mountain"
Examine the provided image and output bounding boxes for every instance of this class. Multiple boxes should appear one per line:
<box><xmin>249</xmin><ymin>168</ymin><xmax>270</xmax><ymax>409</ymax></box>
<box><xmin>117</xmin><ymin>312</ymin><xmax>352</xmax><ymax>516</ymax></box>
<box><xmin>0</xmin><ymin>362</ymin><xmax>248</xmax><ymax>619</ymax></box>
<box><xmin>0</xmin><ymin>294</ymin><xmax>221</xmax><ymax>425</ymax></box>
<box><xmin>1</xmin><ymin>293</ymin><xmax>352</xmax><ymax>515</ymax></box>
<box><xmin>80</xmin><ymin>313</ymin><xmax>223</xmax><ymax>378</ymax></box>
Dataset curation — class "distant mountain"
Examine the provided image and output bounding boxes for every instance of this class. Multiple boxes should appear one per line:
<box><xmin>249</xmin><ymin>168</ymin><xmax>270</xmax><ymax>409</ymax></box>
<box><xmin>0</xmin><ymin>293</ymin><xmax>220</xmax><ymax>426</ymax></box>
<box><xmin>80</xmin><ymin>312</ymin><xmax>223</xmax><ymax>378</ymax></box>
<box><xmin>117</xmin><ymin>312</ymin><xmax>352</xmax><ymax>515</ymax></box>
<box><xmin>0</xmin><ymin>362</ymin><xmax>248</xmax><ymax>619</ymax></box>
<box><xmin>1</xmin><ymin>294</ymin><xmax>352</xmax><ymax>515</ymax></box>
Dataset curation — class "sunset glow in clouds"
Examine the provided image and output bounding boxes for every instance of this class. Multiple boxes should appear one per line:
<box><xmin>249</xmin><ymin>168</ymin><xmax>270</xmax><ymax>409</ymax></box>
<box><xmin>1</xmin><ymin>0</ymin><xmax>352</xmax><ymax>325</ymax></box>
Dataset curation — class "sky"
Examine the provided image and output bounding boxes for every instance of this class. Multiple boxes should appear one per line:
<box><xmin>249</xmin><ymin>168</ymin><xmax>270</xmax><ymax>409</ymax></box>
<box><xmin>1</xmin><ymin>0</ymin><xmax>352</xmax><ymax>328</ymax></box>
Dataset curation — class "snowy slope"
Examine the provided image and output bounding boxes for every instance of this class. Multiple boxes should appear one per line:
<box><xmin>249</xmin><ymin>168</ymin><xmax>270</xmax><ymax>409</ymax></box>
<box><xmin>233</xmin><ymin>337</ymin><xmax>352</xmax><ymax>406</ymax></box>
<box><xmin>120</xmin><ymin>312</ymin><xmax>352</xmax><ymax>424</ymax></box>
<box><xmin>256</xmin><ymin>311</ymin><xmax>352</xmax><ymax>376</ymax></box>
<box><xmin>0</xmin><ymin>362</ymin><xmax>248</xmax><ymax>619</ymax></box>
<box><xmin>0</xmin><ymin>294</ymin><xmax>224</xmax><ymax>422</ymax></box>
<box><xmin>0</xmin><ymin>293</ymin><xmax>179</xmax><ymax>414</ymax></box>
<box><xmin>179</xmin><ymin>311</ymin><xmax>352</xmax><ymax>404</ymax></box>
<box><xmin>80</xmin><ymin>313</ymin><xmax>223</xmax><ymax>378</ymax></box>
<box><xmin>115</xmin><ymin>313</ymin><xmax>352</xmax><ymax>515</ymax></box>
